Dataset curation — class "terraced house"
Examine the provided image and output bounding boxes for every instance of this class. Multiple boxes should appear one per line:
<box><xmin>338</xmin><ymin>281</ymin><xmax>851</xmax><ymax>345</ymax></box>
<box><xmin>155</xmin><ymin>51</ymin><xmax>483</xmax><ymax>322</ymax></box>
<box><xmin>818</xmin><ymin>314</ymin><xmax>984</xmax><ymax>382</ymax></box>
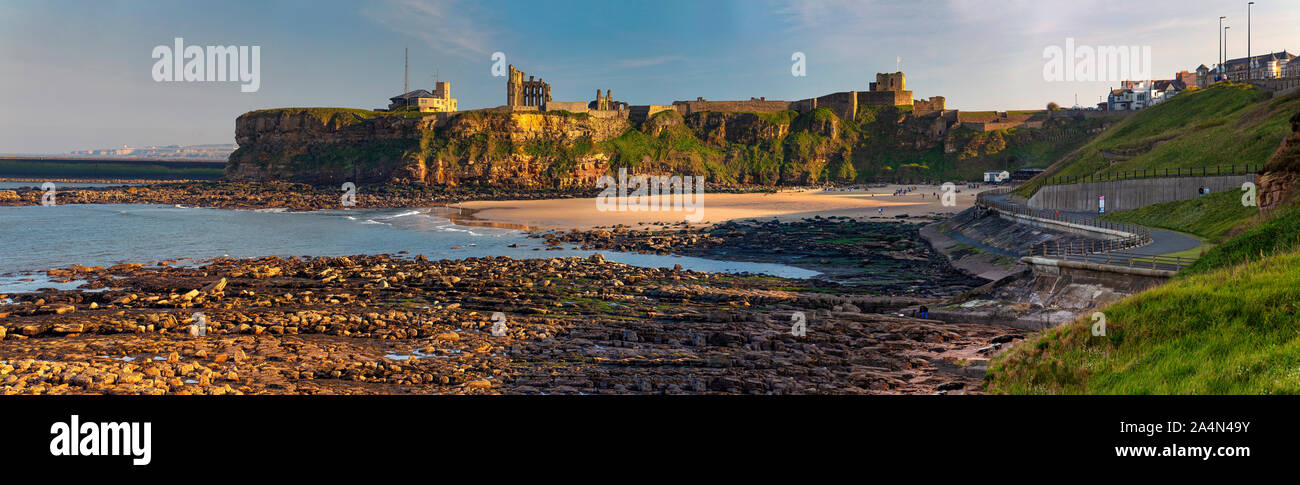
<box><xmin>1223</xmin><ymin>51</ymin><xmax>1295</xmax><ymax>81</ymax></box>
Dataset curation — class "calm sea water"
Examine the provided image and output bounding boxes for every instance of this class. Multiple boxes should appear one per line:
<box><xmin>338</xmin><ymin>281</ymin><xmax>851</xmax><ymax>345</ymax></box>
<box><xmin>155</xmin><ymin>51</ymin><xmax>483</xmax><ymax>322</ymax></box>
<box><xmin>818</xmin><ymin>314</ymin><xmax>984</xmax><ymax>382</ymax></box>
<box><xmin>0</xmin><ymin>204</ymin><xmax>817</xmax><ymax>293</ymax></box>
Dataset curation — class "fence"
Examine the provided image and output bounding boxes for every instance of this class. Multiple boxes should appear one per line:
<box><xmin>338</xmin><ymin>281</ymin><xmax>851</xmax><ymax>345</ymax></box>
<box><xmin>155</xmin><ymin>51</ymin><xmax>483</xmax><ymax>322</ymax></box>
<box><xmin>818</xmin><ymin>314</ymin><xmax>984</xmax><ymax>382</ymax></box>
<box><xmin>1044</xmin><ymin>164</ymin><xmax>1261</xmax><ymax>186</ymax></box>
<box><xmin>973</xmin><ymin>187</ymin><xmax>1188</xmax><ymax>270</ymax></box>
<box><xmin>1024</xmin><ymin>244</ymin><xmax>1191</xmax><ymax>272</ymax></box>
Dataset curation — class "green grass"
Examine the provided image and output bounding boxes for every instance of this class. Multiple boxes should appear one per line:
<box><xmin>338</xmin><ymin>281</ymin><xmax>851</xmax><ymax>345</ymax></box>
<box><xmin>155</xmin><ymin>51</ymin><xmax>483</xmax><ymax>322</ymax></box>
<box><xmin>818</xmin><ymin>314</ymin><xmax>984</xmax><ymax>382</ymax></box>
<box><xmin>599</xmin><ymin>124</ymin><xmax>727</xmax><ymax>180</ymax></box>
<box><xmin>1015</xmin><ymin>83</ymin><xmax>1300</xmax><ymax>198</ymax></box>
<box><xmin>1180</xmin><ymin>201</ymin><xmax>1300</xmax><ymax>276</ymax></box>
<box><xmin>1098</xmin><ymin>189</ymin><xmax>1259</xmax><ymax>244</ymax></box>
<box><xmin>988</xmin><ymin>200</ymin><xmax>1300</xmax><ymax>394</ymax></box>
<box><xmin>241</xmin><ymin>107</ymin><xmax>427</xmax><ymax>126</ymax></box>
<box><xmin>987</xmin><ymin>242</ymin><xmax>1300</xmax><ymax>394</ymax></box>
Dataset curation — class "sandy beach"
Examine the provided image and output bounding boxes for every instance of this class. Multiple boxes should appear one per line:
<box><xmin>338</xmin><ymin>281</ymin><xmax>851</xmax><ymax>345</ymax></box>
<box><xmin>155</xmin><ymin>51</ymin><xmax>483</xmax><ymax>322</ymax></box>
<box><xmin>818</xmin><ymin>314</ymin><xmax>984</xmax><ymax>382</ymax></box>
<box><xmin>450</xmin><ymin>184</ymin><xmax>992</xmax><ymax>230</ymax></box>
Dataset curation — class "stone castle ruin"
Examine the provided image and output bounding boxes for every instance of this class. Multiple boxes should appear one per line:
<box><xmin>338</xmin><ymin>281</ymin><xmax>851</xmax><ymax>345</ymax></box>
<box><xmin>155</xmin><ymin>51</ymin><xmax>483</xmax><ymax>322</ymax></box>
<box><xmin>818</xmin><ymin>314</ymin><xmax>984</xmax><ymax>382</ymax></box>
<box><xmin>481</xmin><ymin>66</ymin><xmax>1052</xmax><ymax>134</ymax></box>
<box><xmin>591</xmin><ymin>89</ymin><xmax>628</xmax><ymax>111</ymax></box>
<box><xmin>506</xmin><ymin>65</ymin><xmax>551</xmax><ymax>109</ymax></box>
<box><xmin>670</xmin><ymin>71</ymin><xmax>937</xmax><ymax>123</ymax></box>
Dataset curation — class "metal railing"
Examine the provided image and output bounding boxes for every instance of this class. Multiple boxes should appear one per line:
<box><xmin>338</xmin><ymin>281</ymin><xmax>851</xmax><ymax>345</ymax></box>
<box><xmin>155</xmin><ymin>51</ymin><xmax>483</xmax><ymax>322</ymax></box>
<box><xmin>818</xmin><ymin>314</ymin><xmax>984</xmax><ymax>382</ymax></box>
<box><xmin>1025</xmin><ymin>243</ymin><xmax>1192</xmax><ymax>271</ymax></box>
<box><xmin>975</xmin><ymin>188</ymin><xmax>1151</xmax><ymax>251</ymax></box>
<box><xmin>972</xmin><ymin>187</ymin><xmax>1183</xmax><ymax>269</ymax></box>
<box><xmin>1045</xmin><ymin>164</ymin><xmax>1261</xmax><ymax>186</ymax></box>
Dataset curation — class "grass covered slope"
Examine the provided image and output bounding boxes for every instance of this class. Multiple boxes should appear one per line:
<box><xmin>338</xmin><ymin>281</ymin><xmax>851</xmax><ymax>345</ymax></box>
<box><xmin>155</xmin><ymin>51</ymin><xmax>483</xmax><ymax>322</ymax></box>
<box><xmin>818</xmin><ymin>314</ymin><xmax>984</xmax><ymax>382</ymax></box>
<box><xmin>987</xmin><ymin>246</ymin><xmax>1300</xmax><ymax>394</ymax></box>
<box><xmin>1097</xmin><ymin>189</ymin><xmax>1259</xmax><ymax>244</ymax></box>
<box><xmin>1180</xmin><ymin>202</ymin><xmax>1300</xmax><ymax>275</ymax></box>
<box><xmin>1015</xmin><ymin>83</ymin><xmax>1300</xmax><ymax>197</ymax></box>
<box><xmin>987</xmin><ymin>203</ymin><xmax>1300</xmax><ymax>394</ymax></box>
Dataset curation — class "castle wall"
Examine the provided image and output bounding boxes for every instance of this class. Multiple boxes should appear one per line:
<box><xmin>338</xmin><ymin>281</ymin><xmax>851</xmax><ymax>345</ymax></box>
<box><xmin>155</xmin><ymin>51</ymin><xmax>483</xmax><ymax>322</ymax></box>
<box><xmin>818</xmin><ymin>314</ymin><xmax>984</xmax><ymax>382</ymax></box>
<box><xmin>544</xmin><ymin>101</ymin><xmax>589</xmax><ymax>114</ymax></box>
<box><xmin>913</xmin><ymin>96</ymin><xmax>945</xmax><ymax>115</ymax></box>
<box><xmin>872</xmin><ymin>72</ymin><xmax>907</xmax><ymax>92</ymax></box>
<box><xmin>672</xmin><ymin>100</ymin><xmax>796</xmax><ymax>116</ymax></box>
<box><xmin>588</xmin><ymin>109</ymin><xmax>630</xmax><ymax>120</ymax></box>
<box><xmin>858</xmin><ymin>90</ymin><xmax>913</xmax><ymax>107</ymax></box>
<box><xmin>810</xmin><ymin>92</ymin><xmax>858</xmax><ymax>122</ymax></box>
<box><xmin>629</xmin><ymin>105</ymin><xmax>676</xmax><ymax>123</ymax></box>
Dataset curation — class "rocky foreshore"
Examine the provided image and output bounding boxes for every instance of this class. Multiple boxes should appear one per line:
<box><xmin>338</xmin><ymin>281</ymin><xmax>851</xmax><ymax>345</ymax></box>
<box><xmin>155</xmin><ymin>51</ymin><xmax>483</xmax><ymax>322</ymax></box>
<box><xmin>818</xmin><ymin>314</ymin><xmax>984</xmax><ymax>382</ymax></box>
<box><xmin>0</xmin><ymin>254</ymin><xmax>1021</xmax><ymax>395</ymax></box>
<box><xmin>0</xmin><ymin>180</ymin><xmax>789</xmax><ymax>211</ymax></box>
<box><xmin>533</xmin><ymin>216</ymin><xmax>987</xmax><ymax>295</ymax></box>
<box><xmin>0</xmin><ymin>181</ymin><xmax>598</xmax><ymax>211</ymax></box>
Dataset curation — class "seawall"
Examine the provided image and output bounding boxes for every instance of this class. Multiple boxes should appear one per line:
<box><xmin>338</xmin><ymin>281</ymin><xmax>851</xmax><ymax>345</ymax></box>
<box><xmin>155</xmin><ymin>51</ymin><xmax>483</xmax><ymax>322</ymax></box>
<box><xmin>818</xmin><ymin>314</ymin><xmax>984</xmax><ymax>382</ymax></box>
<box><xmin>1026</xmin><ymin>174</ymin><xmax>1256</xmax><ymax>212</ymax></box>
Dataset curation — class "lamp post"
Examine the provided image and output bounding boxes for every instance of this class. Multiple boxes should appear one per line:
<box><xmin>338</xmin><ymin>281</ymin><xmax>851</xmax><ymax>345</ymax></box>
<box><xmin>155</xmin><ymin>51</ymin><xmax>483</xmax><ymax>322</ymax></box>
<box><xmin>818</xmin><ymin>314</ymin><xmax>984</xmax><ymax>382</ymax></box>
<box><xmin>1248</xmin><ymin>2</ymin><xmax>1255</xmax><ymax>79</ymax></box>
<box><xmin>1219</xmin><ymin>16</ymin><xmax>1227</xmax><ymax>76</ymax></box>
<box><xmin>1225</xmin><ymin>26</ymin><xmax>1231</xmax><ymax>79</ymax></box>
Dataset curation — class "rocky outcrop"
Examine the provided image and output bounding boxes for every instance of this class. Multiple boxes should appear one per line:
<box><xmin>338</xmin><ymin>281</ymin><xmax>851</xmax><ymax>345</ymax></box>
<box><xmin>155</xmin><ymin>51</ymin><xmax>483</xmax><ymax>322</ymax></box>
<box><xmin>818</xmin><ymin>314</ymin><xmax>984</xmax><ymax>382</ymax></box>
<box><xmin>226</xmin><ymin>108</ymin><xmax>428</xmax><ymax>184</ymax></box>
<box><xmin>226</xmin><ymin>108</ymin><xmax>630</xmax><ymax>187</ymax></box>
<box><xmin>225</xmin><ymin>105</ymin><xmax>1113</xmax><ymax>187</ymax></box>
<box><xmin>683</xmin><ymin>111</ymin><xmax>793</xmax><ymax>145</ymax></box>
<box><xmin>1259</xmin><ymin>112</ymin><xmax>1300</xmax><ymax>212</ymax></box>
<box><xmin>423</xmin><ymin>111</ymin><xmax>629</xmax><ymax>187</ymax></box>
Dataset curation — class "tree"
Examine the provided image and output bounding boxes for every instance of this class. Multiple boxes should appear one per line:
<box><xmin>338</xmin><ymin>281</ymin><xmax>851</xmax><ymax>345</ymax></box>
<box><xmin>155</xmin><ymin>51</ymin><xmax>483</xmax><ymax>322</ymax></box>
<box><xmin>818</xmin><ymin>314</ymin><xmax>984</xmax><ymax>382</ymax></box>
<box><xmin>1047</xmin><ymin>102</ymin><xmax>1061</xmax><ymax>111</ymax></box>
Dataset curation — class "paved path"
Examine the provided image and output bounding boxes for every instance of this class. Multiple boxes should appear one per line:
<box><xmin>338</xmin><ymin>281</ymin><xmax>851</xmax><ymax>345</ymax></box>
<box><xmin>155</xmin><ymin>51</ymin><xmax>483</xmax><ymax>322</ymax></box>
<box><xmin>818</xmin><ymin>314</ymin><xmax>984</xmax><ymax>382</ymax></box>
<box><xmin>983</xmin><ymin>193</ymin><xmax>1203</xmax><ymax>271</ymax></box>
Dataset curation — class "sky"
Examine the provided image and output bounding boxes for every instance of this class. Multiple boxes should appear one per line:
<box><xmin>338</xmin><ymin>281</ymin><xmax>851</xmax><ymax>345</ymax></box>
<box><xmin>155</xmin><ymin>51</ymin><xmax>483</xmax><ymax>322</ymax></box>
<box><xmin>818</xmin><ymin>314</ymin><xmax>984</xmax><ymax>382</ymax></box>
<box><xmin>2</xmin><ymin>0</ymin><xmax>1297</xmax><ymax>154</ymax></box>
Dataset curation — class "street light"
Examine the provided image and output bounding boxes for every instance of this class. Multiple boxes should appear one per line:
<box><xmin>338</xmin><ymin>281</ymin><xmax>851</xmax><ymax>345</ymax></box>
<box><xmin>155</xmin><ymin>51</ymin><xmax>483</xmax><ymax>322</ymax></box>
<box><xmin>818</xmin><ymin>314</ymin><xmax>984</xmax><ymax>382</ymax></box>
<box><xmin>1248</xmin><ymin>2</ymin><xmax>1255</xmax><ymax>78</ymax></box>
<box><xmin>1220</xmin><ymin>16</ymin><xmax>1227</xmax><ymax>76</ymax></box>
<box><xmin>1224</xmin><ymin>25</ymin><xmax>1232</xmax><ymax>79</ymax></box>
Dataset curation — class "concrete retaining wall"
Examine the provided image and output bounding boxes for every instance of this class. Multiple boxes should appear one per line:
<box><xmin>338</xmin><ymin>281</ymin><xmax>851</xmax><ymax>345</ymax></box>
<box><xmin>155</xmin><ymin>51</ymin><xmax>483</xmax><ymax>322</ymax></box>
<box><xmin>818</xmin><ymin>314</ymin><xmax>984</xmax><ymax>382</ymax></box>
<box><xmin>1027</xmin><ymin>174</ymin><xmax>1256</xmax><ymax>212</ymax></box>
<box><xmin>1021</xmin><ymin>256</ymin><xmax>1176</xmax><ymax>280</ymax></box>
<box><xmin>996</xmin><ymin>212</ymin><xmax>1135</xmax><ymax>238</ymax></box>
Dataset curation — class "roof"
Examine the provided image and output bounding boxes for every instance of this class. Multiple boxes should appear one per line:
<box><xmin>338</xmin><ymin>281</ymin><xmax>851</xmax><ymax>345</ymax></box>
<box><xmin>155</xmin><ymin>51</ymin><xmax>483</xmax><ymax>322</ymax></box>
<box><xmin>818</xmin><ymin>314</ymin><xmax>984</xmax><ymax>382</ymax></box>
<box><xmin>389</xmin><ymin>89</ymin><xmax>436</xmax><ymax>101</ymax></box>
<box><xmin>1223</xmin><ymin>51</ymin><xmax>1296</xmax><ymax>68</ymax></box>
<box><xmin>1152</xmin><ymin>79</ymin><xmax>1185</xmax><ymax>91</ymax></box>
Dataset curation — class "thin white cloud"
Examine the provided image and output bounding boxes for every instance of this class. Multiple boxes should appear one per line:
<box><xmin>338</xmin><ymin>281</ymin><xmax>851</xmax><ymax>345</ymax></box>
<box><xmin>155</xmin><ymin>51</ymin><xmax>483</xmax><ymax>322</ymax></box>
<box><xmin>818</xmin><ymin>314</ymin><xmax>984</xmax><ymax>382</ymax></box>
<box><xmin>363</xmin><ymin>0</ymin><xmax>498</xmax><ymax>60</ymax></box>
<box><xmin>614</xmin><ymin>55</ymin><xmax>683</xmax><ymax>69</ymax></box>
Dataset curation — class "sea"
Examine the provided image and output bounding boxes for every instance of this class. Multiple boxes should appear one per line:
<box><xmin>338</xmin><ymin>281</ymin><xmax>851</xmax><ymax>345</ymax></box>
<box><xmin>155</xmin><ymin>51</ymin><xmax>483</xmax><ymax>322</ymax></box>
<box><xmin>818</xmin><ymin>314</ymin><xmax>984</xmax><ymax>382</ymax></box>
<box><xmin>0</xmin><ymin>204</ymin><xmax>818</xmax><ymax>293</ymax></box>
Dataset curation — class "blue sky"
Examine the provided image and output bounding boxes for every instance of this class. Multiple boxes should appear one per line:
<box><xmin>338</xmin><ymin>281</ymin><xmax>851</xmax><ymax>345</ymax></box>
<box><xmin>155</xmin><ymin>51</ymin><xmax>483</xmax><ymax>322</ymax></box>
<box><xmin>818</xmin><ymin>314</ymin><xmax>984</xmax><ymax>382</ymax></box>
<box><xmin>2</xmin><ymin>0</ymin><xmax>1298</xmax><ymax>154</ymax></box>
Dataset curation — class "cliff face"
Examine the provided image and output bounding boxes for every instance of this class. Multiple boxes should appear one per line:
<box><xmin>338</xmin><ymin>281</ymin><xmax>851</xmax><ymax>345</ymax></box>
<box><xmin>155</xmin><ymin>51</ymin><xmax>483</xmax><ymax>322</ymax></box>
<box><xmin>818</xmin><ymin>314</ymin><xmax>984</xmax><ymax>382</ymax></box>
<box><xmin>423</xmin><ymin>111</ymin><xmax>628</xmax><ymax>187</ymax></box>
<box><xmin>226</xmin><ymin>109</ymin><xmax>427</xmax><ymax>184</ymax></box>
<box><xmin>1259</xmin><ymin>112</ymin><xmax>1300</xmax><ymax>212</ymax></box>
<box><xmin>683</xmin><ymin>111</ymin><xmax>793</xmax><ymax>145</ymax></box>
<box><xmin>226</xmin><ymin>105</ymin><xmax>1111</xmax><ymax>187</ymax></box>
<box><xmin>226</xmin><ymin>109</ymin><xmax>629</xmax><ymax>187</ymax></box>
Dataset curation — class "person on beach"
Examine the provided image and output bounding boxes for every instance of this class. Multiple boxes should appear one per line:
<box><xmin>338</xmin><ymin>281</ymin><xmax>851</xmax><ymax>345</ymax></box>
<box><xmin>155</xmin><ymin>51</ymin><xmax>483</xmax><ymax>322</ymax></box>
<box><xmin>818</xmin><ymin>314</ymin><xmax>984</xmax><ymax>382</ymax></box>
<box><xmin>919</xmin><ymin>305</ymin><xmax>929</xmax><ymax>319</ymax></box>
